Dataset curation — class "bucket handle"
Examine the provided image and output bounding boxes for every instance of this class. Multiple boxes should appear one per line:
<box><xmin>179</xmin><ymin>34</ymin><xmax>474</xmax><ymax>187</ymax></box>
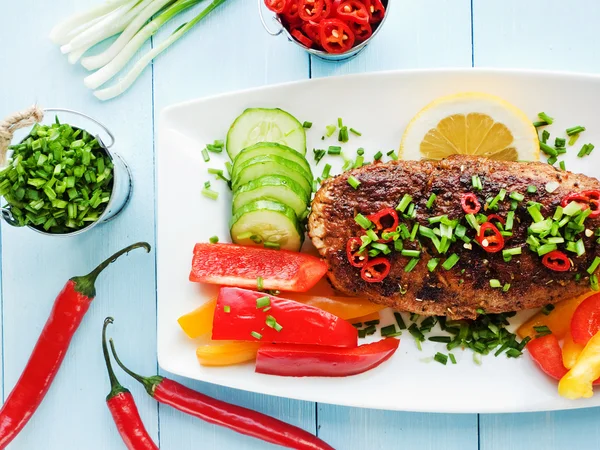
<box><xmin>258</xmin><ymin>0</ymin><xmax>284</xmax><ymax>36</ymax></box>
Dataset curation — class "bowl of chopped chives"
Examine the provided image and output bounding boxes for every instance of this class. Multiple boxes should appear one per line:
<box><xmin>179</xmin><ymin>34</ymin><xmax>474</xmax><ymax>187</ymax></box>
<box><xmin>0</xmin><ymin>107</ymin><xmax>132</xmax><ymax>236</ymax></box>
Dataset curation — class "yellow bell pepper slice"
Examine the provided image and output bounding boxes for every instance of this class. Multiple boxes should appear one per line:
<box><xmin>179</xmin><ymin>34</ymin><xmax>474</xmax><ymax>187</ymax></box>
<box><xmin>196</xmin><ymin>341</ymin><xmax>260</xmax><ymax>366</ymax></box>
<box><xmin>562</xmin><ymin>330</ymin><xmax>585</xmax><ymax>369</ymax></box>
<box><xmin>177</xmin><ymin>298</ymin><xmax>216</xmax><ymax>339</ymax></box>
<box><xmin>558</xmin><ymin>331</ymin><xmax>600</xmax><ymax>399</ymax></box>
<box><xmin>518</xmin><ymin>292</ymin><xmax>593</xmax><ymax>339</ymax></box>
<box><xmin>350</xmin><ymin>311</ymin><xmax>381</xmax><ymax>324</ymax></box>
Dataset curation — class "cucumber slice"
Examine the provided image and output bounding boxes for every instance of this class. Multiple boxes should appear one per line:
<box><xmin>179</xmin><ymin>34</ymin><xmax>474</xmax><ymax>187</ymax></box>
<box><xmin>232</xmin><ymin>175</ymin><xmax>309</xmax><ymax>218</ymax></box>
<box><xmin>232</xmin><ymin>155</ymin><xmax>312</xmax><ymax>195</ymax></box>
<box><xmin>230</xmin><ymin>199</ymin><xmax>304</xmax><ymax>251</ymax></box>
<box><xmin>226</xmin><ymin>108</ymin><xmax>306</xmax><ymax>159</ymax></box>
<box><xmin>233</xmin><ymin>142</ymin><xmax>313</xmax><ymax>178</ymax></box>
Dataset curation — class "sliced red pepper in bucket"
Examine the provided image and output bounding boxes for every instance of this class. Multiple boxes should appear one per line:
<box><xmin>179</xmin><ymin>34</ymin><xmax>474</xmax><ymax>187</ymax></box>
<box><xmin>255</xmin><ymin>338</ymin><xmax>400</xmax><ymax>377</ymax></box>
<box><xmin>346</xmin><ymin>236</ymin><xmax>369</xmax><ymax>267</ymax></box>
<box><xmin>291</xmin><ymin>28</ymin><xmax>314</xmax><ymax>47</ymax></box>
<box><xmin>336</xmin><ymin>0</ymin><xmax>370</xmax><ymax>24</ymax></box>
<box><xmin>542</xmin><ymin>250</ymin><xmax>571</xmax><ymax>272</ymax></box>
<box><xmin>476</xmin><ymin>222</ymin><xmax>505</xmax><ymax>253</ymax></box>
<box><xmin>302</xmin><ymin>22</ymin><xmax>322</xmax><ymax>47</ymax></box>
<box><xmin>361</xmin><ymin>257</ymin><xmax>391</xmax><ymax>283</ymax></box>
<box><xmin>212</xmin><ymin>288</ymin><xmax>358</xmax><ymax>347</ymax></box>
<box><xmin>319</xmin><ymin>18</ymin><xmax>355</xmax><ymax>53</ymax></box>
<box><xmin>349</xmin><ymin>21</ymin><xmax>372</xmax><ymax>42</ymax></box>
<box><xmin>571</xmin><ymin>293</ymin><xmax>600</xmax><ymax>345</ymax></box>
<box><xmin>460</xmin><ymin>193</ymin><xmax>481</xmax><ymax>214</ymax></box>
<box><xmin>364</xmin><ymin>0</ymin><xmax>385</xmax><ymax>23</ymax></box>
<box><xmin>265</xmin><ymin>0</ymin><xmax>289</xmax><ymax>13</ymax></box>
<box><xmin>298</xmin><ymin>0</ymin><xmax>329</xmax><ymax>22</ymax></box>
<box><xmin>189</xmin><ymin>243</ymin><xmax>328</xmax><ymax>292</ymax></box>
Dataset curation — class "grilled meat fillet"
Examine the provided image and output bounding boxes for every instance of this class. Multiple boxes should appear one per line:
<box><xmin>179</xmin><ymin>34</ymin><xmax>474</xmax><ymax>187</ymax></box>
<box><xmin>308</xmin><ymin>155</ymin><xmax>600</xmax><ymax>319</ymax></box>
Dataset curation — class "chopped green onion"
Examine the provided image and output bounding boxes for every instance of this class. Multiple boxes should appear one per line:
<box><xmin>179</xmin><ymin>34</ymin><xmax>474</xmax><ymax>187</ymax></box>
<box><xmin>533</xmin><ymin>325</ymin><xmax>552</xmax><ymax>337</ymax></box>
<box><xmin>578</xmin><ymin>144</ymin><xmax>591</xmax><ymax>157</ymax></box>
<box><xmin>354</xmin><ymin>155</ymin><xmax>365</xmax><ymax>168</ymax></box>
<box><xmin>264</xmin><ymin>242</ymin><xmax>280</xmax><ymax>250</ymax></box>
<box><xmin>564</xmin><ymin>201</ymin><xmax>584</xmax><ymax>216</ymax></box>
<box><xmin>404</xmin><ymin>258</ymin><xmax>420</xmax><ymax>272</ymax></box>
<box><xmin>434</xmin><ymin>352</ymin><xmax>448</xmax><ymax>365</ymax></box>
<box><xmin>408</xmin><ymin>323</ymin><xmax>425</xmax><ymax>342</ymax></box>
<box><xmin>569</xmin><ymin>134</ymin><xmax>581</xmax><ymax>146</ymax></box>
<box><xmin>328</xmin><ymin>145</ymin><xmax>342</xmax><ymax>155</ymax></box>
<box><xmin>337</xmin><ymin>117</ymin><xmax>343</xmax><ymax>127</ymax></box>
<box><xmin>357</xmin><ymin>148</ymin><xmax>365</xmax><ymax>156</ymax></box>
<box><xmin>504</xmin><ymin>211</ymin><xmax>515</xmax><ymax>231</ymax></box>
<box><xmin>555</xmin><ymin>137</ymin><xmax>566</xmax><ymax>148</ymax></box>
<box><xmin>472</xmin><ymin>175</ymin><xmax>483</xmax><ymax>191</ymax></box>
<box><xmin>502</xmin><ymin>283</ymin><xmax>511</xmax><ymax>292</ymax></box>
<box><xmin>313</xmin><ymin>149</ymin><xmax>326</xmax><ymax>164</ymax></box>
<box><xmin>250</xmin><ymin>331</ymin><xmax>262</xmax><ymax>340</ymax></box>
<box><xmin>209</xmin><ymin>236</ymin><xmax>219</xmax><ymax>244</ymax></box>
<box><xmin>426</xmin><ymin>193</ymin><xmax>437</xmax><ymax>209</ymax></box>
<box><xmin>539</xmin><ymin>142</ymin><xmax>557</xmax><ymax>157</ymax></box>
<box><xmin>502</xmin><ymin>247</ymin><xmax>522</xmax><ymax>258</ymax></box>
<box><xmin>223</xmin><ymin>305</ymin><xmax>230</xmax><ymax>313</ymax></box>
<box><xmin>257</xmin><ymin>277</ymin><xmax>264</xmax><ymax>291</ymax></box>
<box><xmin>409</xmin><ymin>223</ymin><xmax>419</xmax><ymax>241</ymax></box>
<box><xmin>202</xmin><ymin>148</ymin><xmax>210</xmax><ymax>162</ymax></box>
<box><xmin>302</xmin><ymin>121</ymin><xmax>312</xmax><ymax>129</ymax></box>
<box><xmin>347</xmin><ymin>176</ymin><xmax>361</xmax><ymax>189</ymax></box>
<box><xmin>538</xmin><ymin>112</ymin><xmax>554</xmax><ymax>125</ymax></box>
<box><xmin>541</xmin><ymin>304</ymin><xmax>555</xmax><ymax>316</ymax></box>
<box><xmin>373</xmin><ymin>151</ymin><xmax>383</xmax><ymax>161</ymax></box>
<box><xmin>449</xmin><ymin>353</ymin><xmax>457</xmax><ymax>364</ymax></box>
<box><xmin>394</xmin><ymin>312</ymin><xmax>407</xmax><ymax>330</ymax></box>
<box><xmin>537</xmin><ymin>243</ymin><xmax>558</xmax><ymax>256</ymax></box>
<box><xmin>401</xmin><ymin>249</ymin><xmax>421</xmax><ymax>258</ymax></box>
<box><xmin>380</xmin><ymin>324</ymin><xmax>399</xmax><ymax>337</ymax></box>
<box><xmin>371</xmin><ymin>242</ymin><xmax>391</xmax><ymax>255</ymax></box>
<box><xmin>349</xmin><ymin>127</ymin><xmax>361</xmax><ymax>136</ymax></box>
<box><xmin>566</xmin><ymin>125</ymin><xmax>586</xmax><ymax>136</ymax></box>
<box><xmin>256</xmin><ymin>296</ymin><xmax>270</xmax><ymax>309</ymax></box>
<box><xmin>489</xmin><ymin>279</ymin><xmax>501</xmax><ymax>288</ymax></box>
<box><xmin>591</xmin><ymin>274</ymin><xmax>600</xmax><ymax>291</ymax></box>
<box><xmin>321</xmin><ymin>164</ymin><xmax>332</xmax><ymax>179</ymax></box>
<box><xmin>509</xmin><ymin>192</ymin><xmax>524</xmax><ymax>202</ymax></box>
<box><xmin>541</xmin><ymin>129</ymin><xmax>550</xmax><ymax>144</ymax></box>
<box><xmin>527</xmin><ymin>205</ymin><xmax>545</xmax><ymax>223</ymax></box>
<box><xmin>396</xmin><ymin>194</ymin><xmax>413</xmax><ymax>213</ymax></box>
<box><xmin>201</xmin><ymin>188</ymin><xmax>219</xmax><ymax>200</ymax></box>
<box><xmin>338</xmin><ymin>126</ymin><xmax>349</xmax><ymax>143</ymax></box>
<box><xmin>354</xmin><ymin>213</ymin><xmax>372</xmax><ymax>229</ymax></box>
<box><xmin>387</xmin><ymin>150</ymin><xmax>398</xmax><ymax>160</ymax></box>
<box><xmin>465</xmin><ymin>214</ymin><xmax>480</xmax><ymax>232</ymax></box>
<box><xmin>442</xmin><ymin>254</ymin><xmax>460</xmax><ymax>270</ymax></box>
<box><xmin>588</xmin><ymin>257</ymin><xmax>600</xmax><ymax>275</ymax></box>
<box><xmin>527</xmin><ymin>185</ymin><xmax>538</xmax><ymax>194</ymax></box>
<box><xmin>429</xmin><ymin>336</ymin><xmax>452</xmax><ymax>343</ymax></box>
<box><xmin>326</xmin><ymin>124</ymin><xmax>336</xmax><ymax>137</ymax></box>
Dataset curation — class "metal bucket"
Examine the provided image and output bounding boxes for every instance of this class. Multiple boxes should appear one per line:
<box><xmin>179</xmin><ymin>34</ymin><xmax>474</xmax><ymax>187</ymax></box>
<box><xmin>258</xmin><ymin>0</ymin><xmax>390</xmax><ymax>62</ymax></box>
<box><xmin>0</xmin><ymin>108</ymin><xmax>132</xmax><ymax>236</ymax></box>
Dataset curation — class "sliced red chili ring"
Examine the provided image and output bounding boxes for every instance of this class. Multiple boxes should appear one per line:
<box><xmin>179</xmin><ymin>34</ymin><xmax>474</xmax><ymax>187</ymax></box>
<box><xmin>561</xmin><ymin>193</ymin><xmax>590</xmax><ymax>208</ymax></box>
<box><xmin>476</xmin><ymin>222</ymin><xmax>505</xmax><ymax>253</ymax></box>
<box><xmin>583</xmin><ymin>190</ymin><xmax>600</xmax><ymax>218</ymax></box>
<box><xmin>346</xmin><ymin>237</ymin><xmax>369</xmax><ymax>268</ymax></box>
<box><xmin>460</xmin><ymin>193</ymin><xmax>481</xmax><ymax>214</ymax></box>
<box><xmin>319</xmin><ymin>18</ymin><xmax>356</xmax><ymax>53</ymax></box>
<box><xmin>366</xmin><ymin>207</ymin><xmax>399</xmax><ymax>234</ymax></box>
<box><xmin>349</xmin><ymin>20</ymin><xmax>372</xmax><ymax>42</ymax></box>
<box><xmin>265</xmin><ymin>0</ymin><xmax>290</xmax><ymax>14</ymax></box>
<box><xmin>281</xmin><ymin>0</ymin><xmax>302</xmax><ymax>28</ymax></box>
<box><xmin>361</xmin><ymin>257</ymin><xmax>391</xmax><ymax>283</ymax></box>
<box><xmin>486</xmin><ymin>214</ymin><xmax>505</xmax><ymax>225</ymax></box>
<box><xmin>561</xmin><ymin>190</ymin><xmax>600</xmax><ymax>218</ymax></box>
<box><xmin>583</xmin><ymin>190</ymin><xmax>600</xmax><ymax>200</ymax></box>
<box><xmin>298</xmin><ymin>0</ymin><xmax>328</xmax><ymax>22</ymax></box>
<box><xmin>364</xmin><ymin>0</ymin><xmax>385</xmax><ymax>23</ymax></box>
<box><xmin>542</xmin><ymin>250</ymin><xmax>571</xmax><ymax>272</ymax></box>
<box><xmin>291</xmin><ymin>28</ymin><xmax>314</xmax><ymax>47</ymax></box>
<box><xmin>301</xmin><ymin>22</ymin><xmax>322</xmax><ymax>47</ymax></box>
<box><xmin>336</xmin><ymin>0</ymin><xmax>370</xmax><ymax>24</ymax></box>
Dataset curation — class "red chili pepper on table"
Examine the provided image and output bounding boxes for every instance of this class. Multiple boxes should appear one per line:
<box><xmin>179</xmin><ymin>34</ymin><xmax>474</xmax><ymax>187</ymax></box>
<box><xmin>347</xmin><ymin>236</ymin><xmax>369</xmax><ymax>267</ymax></box>
<box><xmin>361</xmin><ymin>257</ymin><xmax>391</xmax><ymax>282</ymax></box>
<box><xmin>476</xmin><ymin>222</ymin><xmax>505</xmax><ymax>253</ymax></box>
<box><xmin>212</xmin><ymin>287</ymin><xmax>358</xmax><ymax>347</ymax></box>
<box><xmin>107</xmin><ymin>332</ymin><xmax>335</xmax><ymax>450</ymax></box>
<box><xmin>0</xmin><ymin>242</ymin><xmax>151</xmax><ymax>449</ymax></box>
<box><xmin>319</xmin><ymin>18</ymin><xmax>356</xmax><ymax>53</ymax></box>
<box><xmin>460</xmin><ymin>193</ymin><xmax>481</xmax><ymax>214</ymax></box>
<box><xmin>102</xmin><ymin>318</ymin><xmax>158</xmax><ymax>450</ymax></box>
<box><xmin>542</xmin><ymin>250</ymin><xmax>571</xmax><ymax>272</ymax></box>
<box><xmin>256</xmin><ymin>338</ymin><xmax>400</xmax><ymax>377</ymax></box>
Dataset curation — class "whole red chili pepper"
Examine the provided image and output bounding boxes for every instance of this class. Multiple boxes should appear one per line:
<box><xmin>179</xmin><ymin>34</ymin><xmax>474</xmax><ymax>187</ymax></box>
<box><xmin>103</xmin><ymin>318</ymin><xmax>158</xmax><ymax>450</ymax></box>
<box><xmin>108</xmin><ymin>334</ymin><xmax>334</xmax><ymax>450</ymax></box>
<box><xmin>0</xmin><ymin>242</ymin><xmax>151</xmax><ymax>449</ymax></box>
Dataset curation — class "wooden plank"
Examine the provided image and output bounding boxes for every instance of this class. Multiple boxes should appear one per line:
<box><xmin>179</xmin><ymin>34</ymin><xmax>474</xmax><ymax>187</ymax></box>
<box><xmin>474</xmin><ymin>2</ymin><xmax>600</xmax><ymax>449</ymax></box>
<box><xmin>311</xmin><ymin>0</ymin><xmax>474</xmax><ymax>77</ymax></box>
<box><xmin>312</xmin><ymin>1</ymin><xmax>478</xmax><ymax>448</ymax></box>
<box><xmin>151</xmin><ymin>1</ymin><xmax>316</xmax><ymax>448</ymax></box>
<box><xmin>0</xmin><ymin>1</ymin><xmax>158</xmax><ymax>448</ymax></box>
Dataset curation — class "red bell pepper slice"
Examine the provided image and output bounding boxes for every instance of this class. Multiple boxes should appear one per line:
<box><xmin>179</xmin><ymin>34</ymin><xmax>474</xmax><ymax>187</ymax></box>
<box><xmin>189</xmin><ymin>243</ymin><xmax>327</xmax><ymax>292</ymax></box>
<box><xmin>336</xmin><ymin>0</ymin><xmax>369</xmax><ymax>24</ymax></box>
<box><xmin>360</xmin><ymin>257</ymin><xmax>390</xmax><ymax>283</ymax></box>
<box><xmin>527</xmin><ymin>334</ymin><xmax>569</xmax><ymax>380</ymax></box>
<box><xmin>255</xmin><ymin>338</ymin><xmax>399</xmax><ymax>377</ymax></box>
<box><xmin>346</xmin><ymin>237</ymin><xmax>368</xmax><ymax>267</ymax></box>
<box><xmin>212</xmin><ymin>288</ymin><xmax>358</xmax><ymax>348</ymax></box>
<box><xmin>527</xmin><ymin>333</ymin><xmax>600</xmax><ymax>385</ymax></box>
<box><xmin>542</xmin><ymin>250</ymin><xmax>571</xmax><ymax>272</ymax></box>
<box><xmin>460</xmin><ymin>193</ymin><xmax>481</xmax><ymax>214</ymax></box>
<box><xmin>291</xmin><ymin>28</ymin><xmax>314</xmax><ymax>47</ymax></box>
<box><xmin>349</xmin><ymin>21</ymin><xmax>372</xmax><ymax>42</ymax></box>
<box><xmin>265</xmin><ymin>0</ymin><xmax>289</xmax><ymax>14</ymax></box>
<box><xmin>571</xmin><ymin>293</ymin><xmax>600</xmax><ymax>345</ymax></box>
<box><xmin>476</xmin><ymin>222</ymin><xmax>505</xmax><ymax>253</ymax></box>
<box><xmin>319</xmin><ymin>18</ymin><xmax>355</xmax><ymax>53</ymax></box>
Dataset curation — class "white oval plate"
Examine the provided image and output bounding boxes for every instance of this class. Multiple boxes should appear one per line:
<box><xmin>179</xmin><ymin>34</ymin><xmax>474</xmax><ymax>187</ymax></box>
<box><xmin>157</xmin><ymin>68</ymin><xmax>600</xmax><ymax>413</ymax></box>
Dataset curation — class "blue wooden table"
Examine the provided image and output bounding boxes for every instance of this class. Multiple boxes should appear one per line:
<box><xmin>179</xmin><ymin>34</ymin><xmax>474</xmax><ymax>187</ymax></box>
<box><xmin>2</xmin><ymin>0</ymin><xmax>600</xmax><ymax>448</ymax></box>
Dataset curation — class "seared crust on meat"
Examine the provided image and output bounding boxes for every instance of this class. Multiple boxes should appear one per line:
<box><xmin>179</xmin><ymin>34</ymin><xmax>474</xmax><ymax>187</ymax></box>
<box><xmin>308</xmin><ymin>155</ymin><xmax>600</xmax><ymax>319</ymax></box>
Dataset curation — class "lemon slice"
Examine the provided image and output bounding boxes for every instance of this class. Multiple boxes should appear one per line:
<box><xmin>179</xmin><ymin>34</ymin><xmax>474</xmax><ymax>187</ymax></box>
<box><xmin>399</xmin><ymin>92</ymin><xmax>539</xmax><ymax>161</ymax></box>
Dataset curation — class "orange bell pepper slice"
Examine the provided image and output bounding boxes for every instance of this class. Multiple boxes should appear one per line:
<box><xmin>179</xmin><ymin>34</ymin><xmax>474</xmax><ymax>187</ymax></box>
<box><xmin>350</xmin><ymin>311</ymin><xmax>381</xmax><ymax>324</ymax></box>
<box><xmin>558</xmin><ymin>331</ymin><xmax>600</xmax><ymax>399</ymax></box>
<box><xmin>285</xmin><ymin>294</ymin><xmax>385</xmax><ymax>321</ymax></box>
<box><xmin>518</xmin><ymin>292</ymin><xmax>594</xmax><ymax>339</ymax></box>
<box><xmin>196</xmin><ymin>341</ymin><xmax>260</xmax><ymax>366</ymax></box>
<box><xmin>562</xmin><ymin>330</ymin><xmax>585</xmax><ymax>369</ymax></box>
<box><xmin>177</xmin><ymin>299</ymin><xmax>216</xmax><ymax>339</ymax></box>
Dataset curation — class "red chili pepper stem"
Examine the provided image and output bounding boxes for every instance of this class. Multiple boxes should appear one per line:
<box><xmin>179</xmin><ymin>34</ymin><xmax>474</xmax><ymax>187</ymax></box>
<box><xmin>72</xmin><ymin>242</ymin><xmax>151</xmax><ymax>298</ymax></box>
<box><xmin>103</xmin><ymin>317</ymin><xmax>129</xmax><ymax>399</ymax></box>
<box><xmin>109</xmin><ymin>339</ymin><xmax>164</xmax><ymax>397</ymax></box>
